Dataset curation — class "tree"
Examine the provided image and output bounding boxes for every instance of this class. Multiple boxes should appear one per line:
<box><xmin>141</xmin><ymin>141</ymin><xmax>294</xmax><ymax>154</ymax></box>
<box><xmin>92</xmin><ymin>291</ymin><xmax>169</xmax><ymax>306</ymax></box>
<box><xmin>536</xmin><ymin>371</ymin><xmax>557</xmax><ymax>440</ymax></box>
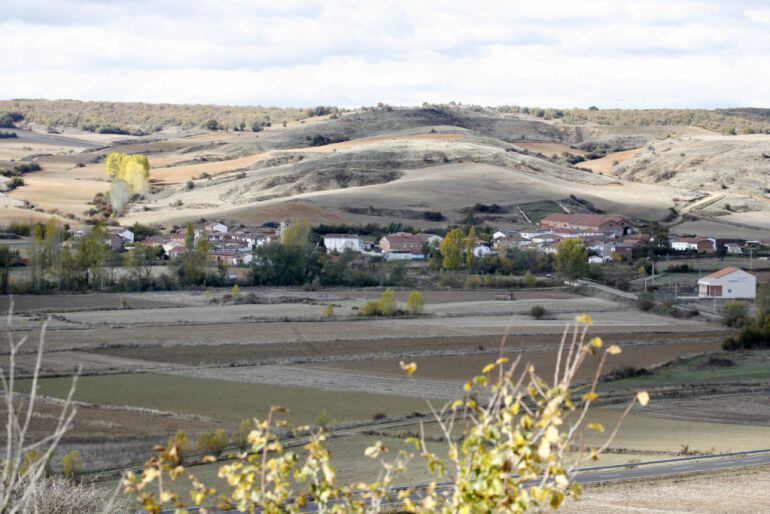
<box><xmin>406</xmin><ymin>291</ymin><xmax>425</xmax><ymax>315</ymax></box>
<box><xmin>379</xmin><ymin>288</ymin><xmax>397</xmax><ymax>316</ymax></box>
<box><xmin>204</xmin><ymin>119</ymin><xmax>220</xmax><ymax>131</ymax></box>
<box><xmin>76</xmin><ymin>224</ymin><xmax>109</xmax><ymax>288</ymax></box>
<box><xmin>440</xmin><ymin>228</ymin><xmax>465</xmax><ymax>270</ymax></box>
<box><xmin>324</xmin><ymin>304</ymin><xmax>334</xmax><ymax>317</ymax></box>
<box><xmin>756</xmin><ymin>283</ymin><xmax>770</xmax><ymax>320</ymax></box>
<box><xmin>465</xmin><ymin>226</ymin><xmax>477</xmax><ymax>269</ymax></box>
<box><xmin>554</xmin><ymin>239</ymin><xmax>589</xmax><ymax>283</ymax></box>
<box><xmin>178</xmin><ymin>223</ymin><xmax>209</xmax><ymax>285</ymax></box>
<box><xmin>105</xmin><ymin>153</ymin><xmax>150</xmax><ymax>212</ymax></box>
<box><xmin>125</xmin><ymin>244</ymin><xmax>156</xmax><ymax>284</ymax></box>
<box><xmin>281</xmin><ymin>220</ymin><xmax>311</xmax><ymax>249</ymax></box>
<box><xmin>0</xmin><ymin>246</ymin><xmax>15</xmax><ymax>294</ymax></box>
<box><xmin>250</xmin><ymin>242</ymin><xmax>312</xmax><ymax>286</ymax></box>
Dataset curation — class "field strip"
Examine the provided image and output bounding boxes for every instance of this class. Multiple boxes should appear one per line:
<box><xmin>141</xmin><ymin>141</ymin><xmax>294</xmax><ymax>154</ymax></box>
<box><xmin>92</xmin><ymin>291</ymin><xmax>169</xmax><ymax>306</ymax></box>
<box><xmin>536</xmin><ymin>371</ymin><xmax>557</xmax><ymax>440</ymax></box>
<box><xmin>166</xmin><ymin>365</ymin><xmax>465</xmax><ymax>400</ymax></box>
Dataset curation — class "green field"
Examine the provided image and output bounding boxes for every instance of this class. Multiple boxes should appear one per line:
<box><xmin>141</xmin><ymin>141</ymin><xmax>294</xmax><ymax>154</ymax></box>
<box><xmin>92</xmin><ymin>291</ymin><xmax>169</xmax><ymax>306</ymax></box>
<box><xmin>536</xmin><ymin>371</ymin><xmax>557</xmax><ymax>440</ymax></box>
<box><xmin>601</xmin><ymin>351</ymin><xmax>770</xmax><ymax>391</ymax></box>
<box><xmin>19</xmin><ymin>373</ymin><xmax>428</xmax><ymax>426</ymax></box>
<box><xmin>518</xmin><ymin>200</ymin><xmax>564</xmax><ymax>223</ymax></box>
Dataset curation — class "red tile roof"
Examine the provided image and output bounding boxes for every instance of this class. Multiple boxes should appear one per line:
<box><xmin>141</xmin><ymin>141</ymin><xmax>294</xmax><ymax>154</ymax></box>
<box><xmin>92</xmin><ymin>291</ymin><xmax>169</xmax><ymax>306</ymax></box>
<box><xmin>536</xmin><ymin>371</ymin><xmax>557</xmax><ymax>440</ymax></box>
<box><xmin>702</xmin><ymin>266</ymin><xmax>745</xmax><ymax>280</ymax></box>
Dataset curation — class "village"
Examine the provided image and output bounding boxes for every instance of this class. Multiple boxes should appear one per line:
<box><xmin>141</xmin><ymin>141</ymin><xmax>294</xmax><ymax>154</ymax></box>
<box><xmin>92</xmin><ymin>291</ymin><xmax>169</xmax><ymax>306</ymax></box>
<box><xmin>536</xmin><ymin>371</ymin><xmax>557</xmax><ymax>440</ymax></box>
<box><xmin>0</xmin><ymin>211</ymin><xmax>749</xmax><ymax>305</ymax></box>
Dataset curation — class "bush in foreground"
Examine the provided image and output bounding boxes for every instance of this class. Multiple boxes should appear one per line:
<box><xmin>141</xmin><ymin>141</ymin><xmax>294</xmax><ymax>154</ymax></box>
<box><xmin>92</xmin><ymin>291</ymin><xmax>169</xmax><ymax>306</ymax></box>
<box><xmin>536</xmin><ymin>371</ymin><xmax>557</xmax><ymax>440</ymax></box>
<box><xmin>124</xmin><ymin>316</ymin><xmax>649</xmax><ymax>513</ymax></box>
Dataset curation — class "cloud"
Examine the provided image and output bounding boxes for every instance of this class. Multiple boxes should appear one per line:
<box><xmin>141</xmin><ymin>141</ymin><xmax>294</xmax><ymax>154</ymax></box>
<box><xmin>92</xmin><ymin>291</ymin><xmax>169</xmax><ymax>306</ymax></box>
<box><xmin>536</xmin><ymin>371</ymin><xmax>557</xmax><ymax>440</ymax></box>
<box><xmin>1</xmin><ymin>0</ymin><xmax>769</xmax><ymax>107</ymax></box>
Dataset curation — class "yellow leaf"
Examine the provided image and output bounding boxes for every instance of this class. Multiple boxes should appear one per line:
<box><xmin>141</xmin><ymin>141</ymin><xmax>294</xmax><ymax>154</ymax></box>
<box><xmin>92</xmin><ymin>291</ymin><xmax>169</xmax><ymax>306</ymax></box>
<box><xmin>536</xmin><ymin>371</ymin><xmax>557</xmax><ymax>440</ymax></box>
<box><xmin>364</xmin><ymin>441</ymin><xmax>386</xmax><ymax>458</ymax></box>
<box><xmin>545</xmin><ymin>426</ymin><xmax>559</xmax><ymax>442</ymax></box>
<box><xmin>607</xmin><ymin>344</ymin><xmax>622</xmax><ymax>355</ymax></box>
<box><xmin>399</xmin><ymin>361</ymin><xmax>417</xmax><ymax>377</ymax></box>
<box><xmin>586</xmin><ymin>422</ymin><xmax>605</xmax><ymax>433</ymax></box>
<box><xmin>590</xmin><ymin>337</ymin><xmax>602</xmax><ymax>348</ymax></box>
<box><xmin>575</xmin><ymin>314</ymin><xmax>593</xmax><ymax>325</ymax></box>
<box><xmin>582</xmin><ymin>392</ymin><xmax>599</xmax><ymax>402</ymax></box>
<box><xmin>482</xmin><ymin>363</ymin><xmax>496</xmax><ymax>374</ymax></box>
<box><xmin>636</xmin><ymin>391</ymin><xmax>650</xmax><ymax>406</ymax></box>
<box><xmin>538</xmin><ymin>439</ymin><xmax>551</xmax><ymax>459</ymax></box>
<box><xmin>495</xmin><ymin>357</ymin><xmax>509</xmax><ymax>365</ymax></box>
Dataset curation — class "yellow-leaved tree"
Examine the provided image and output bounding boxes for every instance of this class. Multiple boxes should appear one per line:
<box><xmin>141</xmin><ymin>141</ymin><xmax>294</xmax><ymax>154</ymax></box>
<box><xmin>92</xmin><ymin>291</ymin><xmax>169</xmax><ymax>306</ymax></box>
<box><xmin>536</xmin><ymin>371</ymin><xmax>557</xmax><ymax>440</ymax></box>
<box><xmin>105</xmin><ymin>153</ymin><xmax>150</xmax><ymax>213</ymax></box>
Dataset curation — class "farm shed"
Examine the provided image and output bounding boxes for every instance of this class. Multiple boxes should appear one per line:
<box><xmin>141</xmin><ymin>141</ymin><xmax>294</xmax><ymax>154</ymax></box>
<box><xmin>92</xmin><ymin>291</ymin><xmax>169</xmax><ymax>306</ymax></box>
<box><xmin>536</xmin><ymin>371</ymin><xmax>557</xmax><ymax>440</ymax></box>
<box><xmin>697</xmin><ymin>267</ymin><xmax>756</xmax><ymax>299</ymax></box>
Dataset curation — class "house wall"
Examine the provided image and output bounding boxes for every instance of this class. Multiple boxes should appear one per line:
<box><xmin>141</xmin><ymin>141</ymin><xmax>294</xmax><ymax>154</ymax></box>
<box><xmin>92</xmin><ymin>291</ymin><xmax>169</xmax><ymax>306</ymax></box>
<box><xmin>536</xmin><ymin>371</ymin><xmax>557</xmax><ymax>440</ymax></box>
<box><xmin>698</xmin><ymin>272</ymin><xmax>756</xmax><ymax>299</ymax></box>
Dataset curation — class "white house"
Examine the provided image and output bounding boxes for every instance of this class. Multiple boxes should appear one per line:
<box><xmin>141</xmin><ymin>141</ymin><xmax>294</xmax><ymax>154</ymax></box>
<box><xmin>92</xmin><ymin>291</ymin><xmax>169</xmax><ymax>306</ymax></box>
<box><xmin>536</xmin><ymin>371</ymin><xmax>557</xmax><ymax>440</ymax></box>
<box><xmin>697</xmin><ymin>267</ymin><xmax>756</xmax><ymax>299</ymax></box>
<box><xmin>205</xmin><ymin>222</ymin><xmax>228</xmax><ymax>234</ymax></box>
<box><xmin>323</xmin><ymin>234</ymin><xmax>364</xmax><ymax>253</ymax></box>
<box><xmin>724</xmin><ymin>243</ymin><xmax>743</xmax><ymax>255</ymax></box>
<box><xmin>670</xmin><ymin>237</ymin><xmax>716</xmax><ymax>253</ymax></box>
<box><xmin>473</xmin><ymin>244</ymin><xmax>494</xmax><ymax>258</ymax></box>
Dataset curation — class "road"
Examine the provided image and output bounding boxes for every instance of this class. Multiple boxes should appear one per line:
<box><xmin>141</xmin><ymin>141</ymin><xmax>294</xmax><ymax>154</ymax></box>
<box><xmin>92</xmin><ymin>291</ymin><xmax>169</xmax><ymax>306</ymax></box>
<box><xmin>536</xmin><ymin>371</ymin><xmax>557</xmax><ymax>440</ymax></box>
<box><xmin>167</xmin><ymin>449</ymin><xmax>770</xmax><ymax>513</ymax></box>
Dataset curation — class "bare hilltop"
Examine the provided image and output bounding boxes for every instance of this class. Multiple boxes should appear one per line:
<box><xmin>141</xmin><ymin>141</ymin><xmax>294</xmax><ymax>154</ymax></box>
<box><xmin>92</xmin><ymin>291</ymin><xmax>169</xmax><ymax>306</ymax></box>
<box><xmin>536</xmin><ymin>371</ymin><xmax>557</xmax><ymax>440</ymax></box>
<box><xmin>1</xmin><ymin>100</ymin><xmax>770</xmax><ymax>238</ymax></box>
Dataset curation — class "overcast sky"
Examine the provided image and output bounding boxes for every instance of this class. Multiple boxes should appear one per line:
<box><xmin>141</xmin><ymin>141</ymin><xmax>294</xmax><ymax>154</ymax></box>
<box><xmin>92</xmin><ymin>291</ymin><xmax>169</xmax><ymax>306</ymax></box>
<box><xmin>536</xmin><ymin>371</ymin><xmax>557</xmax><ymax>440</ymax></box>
<box><xmin>2</xmin><ymin>0</ymin><xmax>770</xmax><ymax>108</ymax></box>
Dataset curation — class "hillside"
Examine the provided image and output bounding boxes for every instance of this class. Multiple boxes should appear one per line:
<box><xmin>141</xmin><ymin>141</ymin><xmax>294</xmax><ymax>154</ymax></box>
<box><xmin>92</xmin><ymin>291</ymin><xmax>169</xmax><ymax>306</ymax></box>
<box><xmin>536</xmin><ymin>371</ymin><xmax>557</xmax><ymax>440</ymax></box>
<box><xmin>0</xmin><ymin>104</ymin><xmax>768</xmax><ymax>234</ymax></box>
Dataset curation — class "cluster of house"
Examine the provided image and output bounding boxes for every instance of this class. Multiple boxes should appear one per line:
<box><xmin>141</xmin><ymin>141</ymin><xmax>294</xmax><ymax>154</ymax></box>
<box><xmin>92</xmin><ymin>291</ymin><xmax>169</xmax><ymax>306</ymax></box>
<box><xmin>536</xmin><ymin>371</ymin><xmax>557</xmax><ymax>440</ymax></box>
<box><xmin>323</xmin><ymin>232</ymin><xmax>446</xmax><ymax>260</ymax></box>
<box><xmin>76</xmin><ymin>222</ymin><xmax>280</xmax><ymax>266</ymax></box>
<box><xmin>492</xmin><ymin>213</ymin><xmax>641</xmax><ymax>262</ymax></box>
<box><xmin>143</xmin><ymin>222</ymin><xmax>280</xmax><ymax>266</ymax></box>
<box><xmin>70</xmin><ymin>212</ymin><xmax>764</xmax><ymax>269</ymax></box>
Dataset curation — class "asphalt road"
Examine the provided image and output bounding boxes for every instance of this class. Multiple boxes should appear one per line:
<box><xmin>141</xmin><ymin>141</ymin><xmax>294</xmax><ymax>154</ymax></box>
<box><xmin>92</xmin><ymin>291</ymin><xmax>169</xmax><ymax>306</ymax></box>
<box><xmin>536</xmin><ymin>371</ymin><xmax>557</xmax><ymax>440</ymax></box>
<box><xmin>572</xmin><ymin>449</ymin><xmax>770</xmax><ymax>484</ymax></box>
<box><xmin>168</xmin><ymin>449</ymin><xmax>770</xmax><ymax>512</ymax></box>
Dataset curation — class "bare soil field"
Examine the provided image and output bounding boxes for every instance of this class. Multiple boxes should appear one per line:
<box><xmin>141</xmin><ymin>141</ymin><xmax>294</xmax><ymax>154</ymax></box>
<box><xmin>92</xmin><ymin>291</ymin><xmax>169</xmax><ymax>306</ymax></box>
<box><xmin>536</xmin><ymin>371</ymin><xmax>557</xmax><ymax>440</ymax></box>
<box><xmin>34</xmin><ymin>308</ymin><xmax>717</xmax><ymax>355</ymax></box>
<box><xmin>576</xmin><ymin>147</ymin><xmax>643</xmax><ymax>174</ymax></box>
<box><xmin>516</xmin><ymin>142</ymin><xmax>587</xmax><ymax>156</ymax></box>
<box><xmin>716</xmin><ymin>210</ymin><xmax>770</xmax><ymax>229</ymax></box>
<box><xmin>562</xmin><ymin>466</ymin><xmax>770</xmax><ymax>513</ymax></box>
<box><xmin>90</xmin><ymin>330</ymin><xmax>720</xmax><ymax>367</ymax></box>
<box><xmin>670</xmin><ymin>218</ymin><xmax>770</xmax><ymax>240</ymax></box>
<box><xmin>0</xmin><ymin>292</ymin><xmax>188</xmax><ymax>314</ymax></box>
<box><xmin>8</xmin><ymin>174</ymin><xmax>106</xmax><ymax>215</ymax></box>
<box><xmin>20</xmin><ymin>372</ymin><xmax>427</xmax><ymax>426</ymax></box>
<box><xmin>170</xmin><ymin>365</ymin><xmax>464</xmax><ymax>400</ymax></box>
<box><xmin>641</xmin><ymin>391</ymin><xmax>770</xmax><ymax>426</ymax></box>
<box><xmin>583</xmin><ymin>408</ymin><xmax>770</xmax><ymax>454</ymax></box>
<box><xmin>314</xmin><ymin>340</ymin><xmax>722</xmax><ymax>385</ymax></box>
<box><xmin>50</xmin><ymin>296</ymin><xmax>621</xmax><ymax>327</ymax></box>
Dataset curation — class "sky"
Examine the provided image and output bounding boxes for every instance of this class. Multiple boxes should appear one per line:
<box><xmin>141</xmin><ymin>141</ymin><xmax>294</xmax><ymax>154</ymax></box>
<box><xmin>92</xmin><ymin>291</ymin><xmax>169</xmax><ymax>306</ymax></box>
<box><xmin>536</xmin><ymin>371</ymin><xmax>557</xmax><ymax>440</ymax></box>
<box><xmin>2</xmin><ymin>0</ymin><xmax>770</xmax><ymax>108</ymax></box>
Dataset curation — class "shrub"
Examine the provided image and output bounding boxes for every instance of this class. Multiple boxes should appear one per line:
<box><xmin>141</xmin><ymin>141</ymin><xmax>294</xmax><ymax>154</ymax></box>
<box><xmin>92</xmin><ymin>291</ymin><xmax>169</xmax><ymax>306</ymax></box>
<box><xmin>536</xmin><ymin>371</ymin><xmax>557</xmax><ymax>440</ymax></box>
<box><xmin>530</xmin><ymin>304</ymin><xmax>547</xmax><ymax>320</ymax></box>
<box><xmin>324</xmin><ymin>304</ymin><xmax>334</xmax><ymax>317</ymax></box>
<box><xmin>637</xmin><ymin>291</ymin><xmax>655</xmax><ymax>311</ymax></box>
<box><xmin>722</xmin><ymin>300</ymin><xmax>749</xmax><ymax>328</ymax></box>
<box><xmin>361</xmin><ymin>300</ymin><xmax>381</xmax><ymax>316</ymax></box>
<box><xmin>523</xmin><ymin>271</ymin><xmax>538</xmax><ymax>288</ymax></box>
<box><xmin>61</xmin><ymin>450</ymin><xmax>83</xmax><ymax>480</ymax></box>
<box><xmin>406</xmin><ymin>291</ymin><xmax>425</xmax><ymax>315</ymax></box>
<box><xmin>723</xmin><ymin>315</ymin><xmax>770</xmax><ymax>350</ymax></box>
<box><xmin>197</xmin><ymin>429</ymin><xmax>229</xmax><ymax>454</ymax></box>
<box><xmin>6</xmin><ymin>177</ymin><xmax>24</xmax><ymax>190</ymax></box>
<box><xmin>167</xmin><ymin>430</ymin><xmax>192</xmax><ymax>458</ymax></box>
<box><xmin>231</xmin><ymin>284</ymin><xmax>240</xmax><ymax>299</ymax></box>
<box><xmin>186</xmin><ymin>180</ymin><xmax>194</xmax><ymax>190</ymax></box>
